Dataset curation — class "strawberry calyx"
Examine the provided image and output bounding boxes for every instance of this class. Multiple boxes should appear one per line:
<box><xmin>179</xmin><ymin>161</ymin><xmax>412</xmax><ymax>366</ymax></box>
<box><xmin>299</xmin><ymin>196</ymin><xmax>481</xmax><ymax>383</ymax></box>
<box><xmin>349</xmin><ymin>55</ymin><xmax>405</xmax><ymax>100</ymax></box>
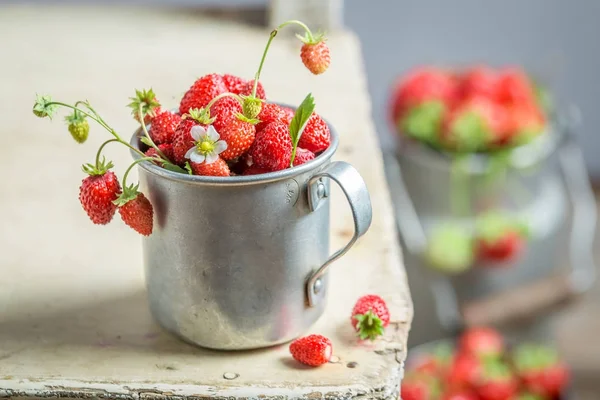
<box><xmin>184</xmin><ymin>107</ymin><xmax>215</xmax><ymax>125</ymax></box>
<box><xmin>128</xmin><ymin>88</ymin><xmax>160</xmax><ymax>123</ymax></box>
<box><xmin>481</xmin><ymin>359</ymin><xmax>513</xmax><ymax>380</ymax></box>
<box><xmin>476</xmin><ymin>211</ymin><xmax>529</xmax><ymax>245</ymax></box>
<box><xmin>295</xmin><ymin>30</ymin><xmax>326</xmax><ymax>46</ymax></box>
<box><xmin>516</xmin><ymin>392</ymin><xmax>545</xmax><ymax>400</ymax></box>
<box><xmin>113</xmin><ymin>183</ymin><xmax>141</xmax><ymax>207</ymax></box>
<box><xmin>33</xmin><ymin>94</ymin><xmax>58</xmax><ymax>119</ymax></box>
<box><xmin>426</xmin><ymin>224</ymin><xmax>474</xmax><ymax>274</ymax></box>
<box><xmin>449</xmin><ymin>110</ymin><xmax>490</xmax><ymax>152</ymax></box>
<box><xmin>513</xmin><ymin>344</ymin><xmax>559</xmax><ymax>373</ymax></box>
<box><xmin>353</xmin><ymin>310</ymin><xmax>385</xmax><ymax>341</ymax></box>
<box><xmin>400</xmin><ymin>100</ymin><xmax>445</xmax><ymax>145</ymax></box>
<box><xmin>82</xmin><ymin>157</ymin><xmax>114</xmax><ymax>176</ymax></box>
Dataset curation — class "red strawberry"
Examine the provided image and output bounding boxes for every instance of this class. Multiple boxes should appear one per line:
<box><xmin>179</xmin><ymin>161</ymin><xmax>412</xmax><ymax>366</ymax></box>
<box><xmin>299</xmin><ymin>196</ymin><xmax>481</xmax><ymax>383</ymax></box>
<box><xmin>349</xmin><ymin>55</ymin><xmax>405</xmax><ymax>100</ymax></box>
<box><xmin>145</xmin><ymin>143</ymin><xmax>175</xmax><ymax>164</ymax></box>
<box><xmin>79</xmin><ymin>162</ymin><xmax>122</xmax><ymax>225</ymax></box>
<box><xmin>239</xmin><ymin>80</ymin><xmax>266</xmax><ymax>100</ymax></box>
<box><xmin>401</xmin><ymin>372</ymin><xmax>442</xmax><ymax>400</ymax></box>
<box><xmin>242</xmin><ymin>164</ymin><xmax>271</xmax><ymax>176</ymax></box>
<box><xmin>256</xmin><ymin>103</ymin><xmax>288</xmax><ymax>132</ymax></box>
<box><xmin>515</xmin><ymin>393</ymin><xmax>545</xmax><ymax>400</ymax></box>
<box><xmin>179</xmin><ymin>73</ymin><xmax>227</xmax><ymax>115</ymax></box>
<box><xmin>210</xmin><ymin>96</ymin><xmax>243</xmax><ymax>132</ymax></box>
<box><xmin>461</xmin><ymin>66</ymin><xmax>499</xmax><ymax>100</ymax></box>
<box><xmin>222</xmin><ymin>74</ymin><xmax>246</xmax><ymax>93</ymax></box>
<box><xmin>443</xmin><ymin>96</ymin><xmax>507</xmax><ymax>151</ymax></box>
<box><xmin>514</xmin><ymin>344</ymin><xmax>570</xmax><ymax>398</ymax></box>
<box><xmin>289</xmin><ymin>334</ymin><xmax>332</xmax><ymax>367</ymax></box>
<box><xmin>149</xmin><ymin>110</ymin><xmax>181</xmax><ymax>144</ymax></box>
<box><xmin>219</xmin><ymin>118</ymin><xmax>256</xmax><ymax>160</ymax></box>
<box><xmin>300</xmin><ymin>40</ymin><xmax>331</xmax><ymax>75</ymax></box>
<box><xmin>172</xmin><ymin>117</ymin><xmax>207</xmax><ymax>165</ymax></box>
<box><xmin>447</xmin><ymin>354</ymin><xmax>483</xmax><ymax>389</ymax></box>
<box><xmin>459</xmin><ymin>327</ymin><xmax>504</xmax><ymax>359</ymax></box>
<box><xmin>281</xmin><ymin>107</ymin><xmax>295</xmax><ymax>126</ymax></box>
<box><xmin>504</xmin><ymin>102</ymin><xmax>546</xmax><ymax>145</ymax></box>
<box><xmin>350</xmin><ymin>294</ymin><xmax>390</xmax><ymax>341</ymax></box>
<box><xmin>292</xmin><ymin>148</ymin><xmax>315</xmax><ymax>166</ymax></box>
<box><xmin>390</xmin><ymin>67</ymin><xmax>458</xmax><ymax>124</ymax></box>
<box><xmin>496</xmin><ymin>67</ymin><xmax>537</xmax><ymax>106</ymax></box>
<box><xmin>475</xmin><ymin>212</ymin><xmax>528</xmax><ymax>264</ymax></box>
<box><xmin>250</xmin><ymin>121</ymin><xmax>292</xmax><ymax>171</ymax></box>
<box><xmin>412</xmin><ymin>342</ymin><xmax>454</xmax><ymax>376</ymax></box>
<box><xmin>475</xmin><ymin>361</ymin><xmax>518</xmax><ymax>400</ymax></box>
<box><xmin>297</xmin><ymin>113</ymin><xmax>331</xmax><ymax>153</ymax></box>
<box><xmin>128</xmin><ymin>88</ymin><xmax>161</xmax><ymax>124</ymax></box>
<box><xmin>190</xmin><ymin>157</ymin><xmax>230</xmax><ymax>177</ymax></box>
<box><xmin>441</xmin><ymin>389</ymin><xmax>478</xmax><ymax>400</ymax></box>
<box><xmin>117</xmin><ymin>192</ymin><xmax>153</xmax><ymax>236</ymax></box>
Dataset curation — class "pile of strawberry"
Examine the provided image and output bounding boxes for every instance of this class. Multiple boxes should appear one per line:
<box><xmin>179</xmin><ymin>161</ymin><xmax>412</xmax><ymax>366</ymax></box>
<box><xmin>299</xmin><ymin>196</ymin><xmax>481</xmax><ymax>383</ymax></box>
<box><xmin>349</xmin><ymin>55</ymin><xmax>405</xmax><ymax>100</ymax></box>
<box><xmin>389</xmin><ymin>66</ymin><xmax>549</xmax><ymax>152</ymax></box>
<box><xmin>426</xmin><ymin>211</ymin><xmax>529</xmax><ymax>275</ymax></box>
<box><xmin>32</xmin><ymin>19</ymin><xmax>332</xmax><ymax>236</ymax></box>
<box><xmin>402</xmin><ymin>327</ymin><xmax>570</xmax><ymax>400</ymax></box>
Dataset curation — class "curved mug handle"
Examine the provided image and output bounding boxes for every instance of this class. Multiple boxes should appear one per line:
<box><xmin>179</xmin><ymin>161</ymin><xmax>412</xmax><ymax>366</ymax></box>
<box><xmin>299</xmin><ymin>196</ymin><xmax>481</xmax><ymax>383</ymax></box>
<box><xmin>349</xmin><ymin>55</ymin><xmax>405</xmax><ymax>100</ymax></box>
<box><xmin>305</xmin><ymin>161</ymin><xmax>373</xmax><ymax>307</ymax></box>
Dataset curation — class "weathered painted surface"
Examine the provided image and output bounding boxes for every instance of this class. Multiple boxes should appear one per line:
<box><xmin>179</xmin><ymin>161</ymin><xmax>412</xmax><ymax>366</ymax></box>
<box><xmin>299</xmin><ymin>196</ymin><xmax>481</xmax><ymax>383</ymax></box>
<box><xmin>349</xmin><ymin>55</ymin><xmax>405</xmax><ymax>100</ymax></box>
<box><xmin>0</xmin><ymin>5</ymin><xmax>412</xmax><ymax>399</ymax></box>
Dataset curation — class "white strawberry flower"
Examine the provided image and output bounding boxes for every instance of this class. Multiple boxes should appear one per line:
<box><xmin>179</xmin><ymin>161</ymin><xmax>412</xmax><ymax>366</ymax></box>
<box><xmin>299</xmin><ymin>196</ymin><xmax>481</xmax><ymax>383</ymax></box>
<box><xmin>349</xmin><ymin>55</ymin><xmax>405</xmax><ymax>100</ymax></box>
<box><xmin>185</xmin><ymin>125</ymin><xmax>227</xmax><ymax>164</ymax></box>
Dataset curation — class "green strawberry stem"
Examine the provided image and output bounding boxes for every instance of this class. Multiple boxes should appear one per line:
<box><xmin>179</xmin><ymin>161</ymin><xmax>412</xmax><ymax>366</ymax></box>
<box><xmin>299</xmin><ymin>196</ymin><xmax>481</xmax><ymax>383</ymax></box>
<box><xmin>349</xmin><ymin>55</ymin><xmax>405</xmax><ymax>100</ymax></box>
<box><xmin>122</xmin><ymin>157</ymin><xmax>154</xmax><ymax>189</ymax></box>
<box><xmin>450</xmin><ymin>155</ymin><xmax>470</xmax><ymax>216</ymax></box>
<box><xmin>137</xmin><ymin>104</ymin><xmax>167</xmax><ymax>160</ymax></box>
<box><xmin>205</xmin><ymin>92</ymin><xmax>243</xmax><ymax>110</ymax></box>
<box><xmin>46</xmin><ymin>102</ymin><xmax>112</xmax><ymax>135</ymax></box>
<box><xmin>278</xmin><ymin>19</ymin><xmax>315</xmax><ymax>42</ymax></box>
<box><xmin>95</xmin><ymin>138</ymin><xmax>120</xmax><ymax>168</ymax></box>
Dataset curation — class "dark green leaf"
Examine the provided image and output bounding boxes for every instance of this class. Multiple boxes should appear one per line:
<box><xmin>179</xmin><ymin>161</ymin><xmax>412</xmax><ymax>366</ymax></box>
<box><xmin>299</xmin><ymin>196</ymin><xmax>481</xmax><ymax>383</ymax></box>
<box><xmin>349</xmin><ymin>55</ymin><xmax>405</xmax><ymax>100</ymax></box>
<box><xmin>289</xmin><ymin>93</ymin><xmax>316</xmax><ymax>147</ymax></box>
<box><xmin>140</xmin><ymin>136</ymin><xmax>153</xmax><ymax>147</ymax></box>
<box><xmin>184</xmin><ymin>161</ymin><xmax>193</xmax><ymax>175</ymax></box>
<box><xmin>162</xmin><ymin>162</ymin><xmax>187</xmax><ymax>174</ymax></box>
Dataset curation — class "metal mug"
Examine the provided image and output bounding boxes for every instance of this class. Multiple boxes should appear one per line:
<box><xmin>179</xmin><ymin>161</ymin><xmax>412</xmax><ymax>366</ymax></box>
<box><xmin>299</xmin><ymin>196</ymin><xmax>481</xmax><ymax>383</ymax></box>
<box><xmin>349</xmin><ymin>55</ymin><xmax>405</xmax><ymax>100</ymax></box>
<box><xmin>130</xmin><ymin>122</ymin><xmax>373</xmax><ymax>350</ymax></box>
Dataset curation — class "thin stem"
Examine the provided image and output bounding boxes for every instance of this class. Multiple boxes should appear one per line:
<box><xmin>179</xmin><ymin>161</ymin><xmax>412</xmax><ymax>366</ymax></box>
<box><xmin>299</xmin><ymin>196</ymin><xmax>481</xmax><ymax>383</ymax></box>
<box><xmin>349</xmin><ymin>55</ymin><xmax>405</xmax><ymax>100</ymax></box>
<box><xmin>252</xmin><ymin>29</ymin><xmax>278</xmax><ymax>98</ymax></box>
<box><xmin>205</xmin><ymin>92</ymin><xmax>243</xmax><ymax>110</ymax></box>
<box><xmin>277</xmin><ymin>19</ymin><xmax>314</xmax><ymax>41</ymax></box>
<box><xmin>122</xmin><ymin>157</ymin><xmax>154</xmax><ymax>188</ymax></box>
<box><xmin>138</xmin><ymin>104</ymin><xmax>167</xmax><ymax>159</ymax></box>
<box><xmin>95</xmin><ymin>138</ymin><xmax>120</xmax><ymax>167</ymax></box>
<box><xmin>289</xmin><ymin>147</ymin><xmax>298</xmax><ymax>168</ymax></box>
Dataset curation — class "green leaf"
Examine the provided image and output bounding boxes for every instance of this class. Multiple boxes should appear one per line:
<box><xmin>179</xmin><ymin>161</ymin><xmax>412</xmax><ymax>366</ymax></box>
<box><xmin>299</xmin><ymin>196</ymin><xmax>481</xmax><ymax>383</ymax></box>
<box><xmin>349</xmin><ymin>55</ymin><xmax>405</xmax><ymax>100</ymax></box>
<box><xmin>140</xmin><ymin>136</ymin><xmax>153</xmax><ymax>147</ymax></box>
<box><xmin>184</xmin><ymin>162</ymin><xmax>193</xmax><ymax>175</ymax></box>
<box><xmin>161</xmin><ymin>162</ymin><xmax>187</xmax><ymax>174</ymax></box>
<box><xmin>289</xmin><ymin>93</ymin><xmax>316</xmax><ymax>166</ymax></box>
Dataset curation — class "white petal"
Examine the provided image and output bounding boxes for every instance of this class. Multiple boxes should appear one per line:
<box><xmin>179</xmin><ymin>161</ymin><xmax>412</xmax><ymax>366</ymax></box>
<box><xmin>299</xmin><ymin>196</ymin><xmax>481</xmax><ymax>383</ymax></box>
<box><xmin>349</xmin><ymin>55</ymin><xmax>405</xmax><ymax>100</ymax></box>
<box><xmin>191</xmin><ymin>125</ymin><xmax>205</xmax><ymax>141</ymax></box>
<box><xmin>184</xmin><ymin>147</ymin><xmax>196</xmax><ymax>160</ymax></box>
<box><xmin>190</xmin><ymin>152</ymin><xmax>206</xmax><ymax>163</ymax></box>
<box><xmin>206</xmin><ymin>125</ymin><xmax>220</xmax><ymax>141</ymax></box>
<box><xmin>204</xmin><ymin>152</ymin><xmax>219</xmax><ymax>164</ymax></box>
<box><xmin>214</xmin><ymin>140</ymin><xmax>228</xmax><ymax>154</ymax></box>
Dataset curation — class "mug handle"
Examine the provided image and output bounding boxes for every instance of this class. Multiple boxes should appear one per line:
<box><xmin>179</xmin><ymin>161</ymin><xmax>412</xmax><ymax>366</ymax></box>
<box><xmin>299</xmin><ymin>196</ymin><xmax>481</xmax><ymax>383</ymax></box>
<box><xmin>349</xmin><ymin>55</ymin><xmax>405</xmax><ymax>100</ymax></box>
<box><xmin>305</xmin><ymin>161</ymin><xmax>373</xmax><ymax>307</ymax></box>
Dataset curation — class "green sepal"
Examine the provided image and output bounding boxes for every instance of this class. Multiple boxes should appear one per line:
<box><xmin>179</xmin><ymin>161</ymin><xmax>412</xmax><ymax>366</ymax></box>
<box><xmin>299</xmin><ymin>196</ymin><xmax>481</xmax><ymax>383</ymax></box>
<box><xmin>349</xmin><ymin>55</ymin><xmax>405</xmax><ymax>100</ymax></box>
<box><xmin>140</xmin><ymin>136</ymin><xmax>154</xmax><ymax>147</ymax></box>
<box><xmin>353</xmin><ymin>310</ymin><xmax>385</xmax><ymax>341</ymax></box>
<box><xmin>33</xmin><ymin>94</ymin><xmax>58</xmax><ymax>119</ymax></box>
<box><xmin>426</xmin><ymin>225</ymin><xmax>474</xmax><ymax>274</ymax></box>
<box><xmin>185</xmin><ymin>108</ymin><xmax>214</xmax><ymax>125</ymax></box>
<box><xmin>532</xmin><ymin>79</ymin><xmax>553</xmax><ymax>114</ymax></box>
<box><xmin>450</xmin><ymin>110</ymin><xmax>490</xmax><ymax>152</ymax></box>
<box><xmin>400</xmin><ymin>101</ymin><xmax>445</xmax><ymax>146</ymax></box>
<box><xmin>184</xmin><ymin>162</ymin><xmax>193</xmax><ymax>175</ymax></box>
<box><xmin>241</xmin><ymin>96</ymin><xmax>263</xmax><ymax>120</ymax></box>
<box><xmin>513</xmin><ymin>343</ymin><xmax>559</xmax><ymax>372</ymax></box>
<box><xmin>236</xmin><ymin>113</ymin><xmax>260</xmax><ymax>125</ymax></box>
<box><xmin>296</xmin><ymin>31</ymin><xmax>326</xmax><ymax>45</ymax></box>
<box><xmin>475</xmin><ymin>211</ymin><xmax>530</xmax><ymax>244</ymax></box>
<box><xmin>81</xmin><ymin>157</ymin><xmax>114</xmax><ymax>176</ymax></box>
<box><xmin>128</xmin><ymin>88</ymin><xmax>160</xmax><ymax>122</ymax></box>
<box><xmin>516</xmin><ymin>393</ymin><xmax>545</xmax><ymax>400</ymax></box>
<box><xmin>65</xmin><ymin>111</ymin><xmax>90</xmax><ymax>144</ymax></box>
<box><xmin>289</xmin><ymin>93</ymin><xmax>316</xmax><ymax>165</ymax></box>
<box><xmin>113</xmin><ymin>183</ymin><xmax>140</xmax><ymax>206</ymax></box>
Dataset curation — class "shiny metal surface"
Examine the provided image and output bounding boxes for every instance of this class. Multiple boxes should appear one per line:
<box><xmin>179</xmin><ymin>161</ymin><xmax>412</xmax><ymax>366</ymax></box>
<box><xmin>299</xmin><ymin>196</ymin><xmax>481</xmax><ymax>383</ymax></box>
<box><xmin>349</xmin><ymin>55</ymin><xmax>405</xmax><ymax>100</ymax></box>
<box><xmin>130</xmin><ymin>125</ymin><xmax>372</xmax><ymax>350</ymax></box>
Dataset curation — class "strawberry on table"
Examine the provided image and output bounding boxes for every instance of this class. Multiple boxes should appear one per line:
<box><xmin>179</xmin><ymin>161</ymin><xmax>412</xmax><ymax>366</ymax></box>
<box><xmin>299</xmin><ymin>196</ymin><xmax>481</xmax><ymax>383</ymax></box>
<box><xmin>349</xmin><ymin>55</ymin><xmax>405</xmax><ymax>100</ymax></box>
<box><xmin>179</xmin><ymin>73</ymin><xmax>228</xmax><ymax>115</ymax></box>
<box><xmin>79</xmin><ymin>160</ymin><xmax>122</xmax><ymax>225</ymax></box>
<box><xmin>350</xmin><ymin>294</ymin><xmax>390</xmax><ymax>341</ymax></box>
<box><xmin>459</xmin><ymin>327</ymin><xmax>504</xmax><ymax>360</ymax></box>
<box><xmin>474</xmin><ymin>360</ymin><xmax>519</xmax><ymax>400</ymax></box>
<box><xmin>475</xmin><ymin>212</ymin><xmax>528</xmax><ymax>264</ymax></box>
<box><xmin>513</xmin><ymin>344</ymin><xmax>570</xmax><ymax>398</ymax></box>
<box><xmin>401</xmin><ymin>372</ymin><xmax>442</xmax><ymax>400</ymax></box>
<box><xmin>149</xmin><ymin>110</ymin><xmax>181</xmax><ymax>144</ymax></box>
<box><xmin>289</xmin><ymin>334</ymin><xmax>332</xmax><ymax>367</ymax></box>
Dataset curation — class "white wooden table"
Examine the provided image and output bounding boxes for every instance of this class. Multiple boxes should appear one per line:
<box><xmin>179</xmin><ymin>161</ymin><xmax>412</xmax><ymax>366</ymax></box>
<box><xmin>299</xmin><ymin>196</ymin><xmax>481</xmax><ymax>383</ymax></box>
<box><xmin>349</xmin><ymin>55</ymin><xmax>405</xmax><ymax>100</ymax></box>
<box><xmin>0</xmin><ymin>5</ymin><xmax>412</xmax><ymax>399</ymax></box>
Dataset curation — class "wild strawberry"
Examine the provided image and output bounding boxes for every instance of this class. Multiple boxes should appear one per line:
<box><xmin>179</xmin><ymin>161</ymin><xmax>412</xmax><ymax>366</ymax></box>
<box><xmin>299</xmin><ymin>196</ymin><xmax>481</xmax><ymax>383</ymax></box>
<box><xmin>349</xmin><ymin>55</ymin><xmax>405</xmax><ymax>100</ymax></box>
<box><xmin>350</xmin><ymin>294</ymin><xmax>390</xmax><ymax>341</ymax></box>
<box><xmin>218</xmin><ymin>119</ymin><xmax>256</xmax><ymax>160</ymax></box>
<box><xmin>441</xmin><ymin>389</ymin><xmax>478</xmax><ymax>400</ymax></box>
<box><xmin>281</xmin><ymin>106</ymin><xmax>295</xmax><ymax>126</ymax></box>
<box><xmin>128</xmin><ymin>88</ymin><xmax>161</xmax><ymax>124</ymax></box>
<box><xmin>149</xmin><ymin>110</ymin><xmax>181</xmax><ymax>144</ymax></box>
<box><xmin>513</xmin><ymin>344</ymin><xmax>570</xmax><ymax>398</ymax></box>
<box><xmin>190</xmin><ymin>157</ymin><xmax>230</xmax><ymax>177</ymax></box>
<box><xmin>210</xmin><ymin>96</ymin><xmax>243</xmax><ymax>132</ymax></box>
<box><xmin>145</xmin><ymin>143</ymin><xmax>175</xmax><ymax>164</ymax></box>
<box><xmin>504</xmin><ymin>102</ymin><xmax>546</xmax><ymax>145</ymax></box>
<box><xmin>496</xmin><ymin>67</ymin><xmax>537</xmax><ymax>106</ymax></box>
<box><xmin>65</xmin><ymin>111</ymin><xmax>89</xmax><ymax>144</ymax></box>
<box><xmin>292</xmin><ymin>148</ymin><xmax>315</xmax><ymax>166</ymax></box>
<box><xmin>412</xmin><ymin>342</ymin><xmax>454</xmax><ymax>376</ymax></box>
<box><xmin>250</xmin><ymin>121</ymin><xmax>292</xmax><ymax>171</ymax></box>
<box><xmin>443</xmin><ymin>96</ymin><xmax>507</xmax><ymax>151</ymax></box>
<box><xmin>116</xmin><ymin>188</ymin><xmax>153</xmax><ymax>236</ymax></box>
<box><xmin>426</xmin><ymin>225</ymin><xmax>474</xmax><ymax>274</ymax></box>
<box><xmin>300</xmin><ymin>40</ymin><xmax>330</xmax><ymax>75</ymax></box>
<box><xmin>172</xmin><ymin>111</ymin><xmax>208</xmax><ymax>165</ymax></box>
<box><xmin>515</xmin><ymin>393</ymin><xmax>544</xmax><ymax>400</ymax></box>
<box><xmin>475</xmin><ymin>212</ymin><xmax>528</xmax><ymax>264</ymax></box>
<box><xmin>390</xmin><ymin>67</ymin><xmax>458</xmax><ymax>124</ymax></box>
<box><xmin>401</xmin><ymin>372</ymin><xmax>442</xmax><ymax>400</ymax></box>
<box><xmin>79</xmin><ymin>160</ymin><xmax>121</xmax><ymax>225</ymax></box>
<box><xmin>459</xmin><ymin>327</ymin><xmax>504</xmax><ymax>359</ymax></box>
<box><xmin>460</xmin><ymin>66</ymin><xmax>499</xmax><ymax>100</ymax></box>
<box><xmin>474</xmin><ymin>361</ymin><xmax>518</xmax><ymax>400</ymax></box>
<box><xmin>222</xmin><ymin>74</ymin><xmax>246</xmax><ymax>93</ymax></box>
<box><xmin>289</xmin><ymin>334</ymin><xmax>332</xmax><ymax>367</ymax></box>
<box><xmin>256</xmin><ymin>103</ymin><xmax>288</xmax><ymax>132</ymax></box>
<box><xmin>447</xmin><ymin>354</ymin><xmax>483</xmax><ymax>389</ymax></box>
<box><xmin>242</xmin><ymin>165</ymin><xmax>271</xmax><ymax>176</ymax></box>
<box><xmin>239</xmin><ymin>80</ymin><xmax>266</xmax><ymax>100</ymax></box>
<box><xmin>179</xmin><ymin>73</ymin><xmax>227</xmax><ymax>115</ymax></box>
<box><xmin>297</xmin><ymin>113</ymin><xmax>330</xmax><ymax>153</ymax></box>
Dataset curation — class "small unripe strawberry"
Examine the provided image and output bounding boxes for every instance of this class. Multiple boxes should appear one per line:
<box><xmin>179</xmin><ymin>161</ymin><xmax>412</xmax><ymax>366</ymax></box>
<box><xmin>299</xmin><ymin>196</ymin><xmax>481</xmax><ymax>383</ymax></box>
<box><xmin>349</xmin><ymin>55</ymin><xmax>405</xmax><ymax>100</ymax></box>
<box><xmin>33</xmin><ymin>94</ymin><xmax>58</xmax><ymax>119</ymax></box>
<box><xmin>65</xmin><ymin>111</ymin><xmax>89</xmax><ymax>144</ymax></box>
<box><xmin>289</xmin><ymin>334</ymin><xmax>332</xmax><ymax>367</ymax></box>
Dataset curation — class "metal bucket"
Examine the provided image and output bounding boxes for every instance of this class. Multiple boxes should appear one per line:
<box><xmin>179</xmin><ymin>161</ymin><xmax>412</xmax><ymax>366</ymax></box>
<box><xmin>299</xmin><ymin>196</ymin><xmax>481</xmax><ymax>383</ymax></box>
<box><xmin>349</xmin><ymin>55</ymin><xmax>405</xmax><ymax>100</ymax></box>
<box><xmin>130</xmin><ymin>124</ymin><xmax>372</xmax><ymax>350</ymax></box>
<box><xmin>388</xmin><ymin>109</ymin><xmax>596</xmax><ymax>339</ymax></box>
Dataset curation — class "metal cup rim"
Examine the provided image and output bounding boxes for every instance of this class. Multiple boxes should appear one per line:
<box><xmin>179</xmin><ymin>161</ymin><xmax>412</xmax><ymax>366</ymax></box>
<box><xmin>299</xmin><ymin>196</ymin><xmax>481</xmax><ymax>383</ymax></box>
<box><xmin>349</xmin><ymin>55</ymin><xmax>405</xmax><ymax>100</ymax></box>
<box><xmin>130</xmin><ymin>106</ymin><xmax>339</xmax><ymax>186</ymax></box>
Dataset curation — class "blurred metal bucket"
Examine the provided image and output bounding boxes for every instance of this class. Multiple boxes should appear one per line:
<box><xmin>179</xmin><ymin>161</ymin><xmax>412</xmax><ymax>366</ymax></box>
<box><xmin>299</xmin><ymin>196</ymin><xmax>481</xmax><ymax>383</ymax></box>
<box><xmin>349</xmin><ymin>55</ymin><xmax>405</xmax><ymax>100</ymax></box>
<box><xmin>389</xmin><ymin>108</ymin><xmax>596</xmax><ymax>337</ymax></box>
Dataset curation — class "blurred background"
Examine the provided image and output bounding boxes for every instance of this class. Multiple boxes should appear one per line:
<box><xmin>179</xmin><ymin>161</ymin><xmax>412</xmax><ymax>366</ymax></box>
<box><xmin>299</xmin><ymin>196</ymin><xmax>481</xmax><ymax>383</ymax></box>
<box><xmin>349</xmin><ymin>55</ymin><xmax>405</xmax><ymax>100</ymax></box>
<box><xmin>2</xmin><ymin>0</ymin><xmax>600</xmax><ymax>398</ymax></box>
